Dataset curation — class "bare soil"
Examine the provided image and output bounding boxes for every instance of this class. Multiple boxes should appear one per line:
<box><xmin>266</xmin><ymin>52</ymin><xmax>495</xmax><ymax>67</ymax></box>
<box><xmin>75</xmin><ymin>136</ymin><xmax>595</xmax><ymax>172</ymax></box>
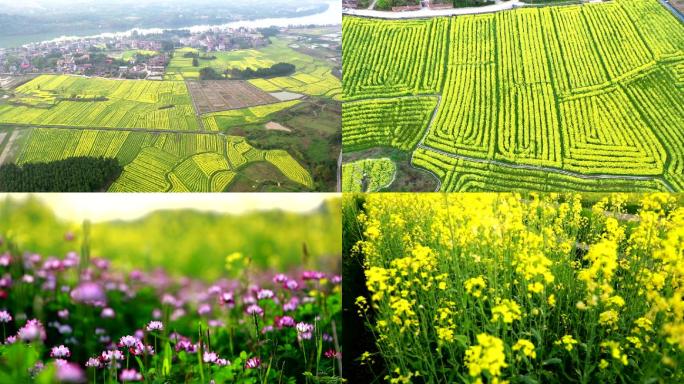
<box><xmin>186</xmin><ymin>80</ymin><xmax>278</xmax><ymax>113</ymax></box>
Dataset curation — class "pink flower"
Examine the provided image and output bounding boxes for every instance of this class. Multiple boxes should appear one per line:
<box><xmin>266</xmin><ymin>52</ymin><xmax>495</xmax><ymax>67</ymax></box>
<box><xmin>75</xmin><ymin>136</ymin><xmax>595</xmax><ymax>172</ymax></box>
<box><xmin>50</xmin><ymin>345</ymin><xmax>71</xmax><ymax>358</ymax></box>
<box><xmin>296</xmin><ymin>322</ymin><xmax>313</xmax><ymax>341</ymax></box>
<box><xmin>257</xmin><ymin>289</ymin><xmax>274</xmax><ymax>300</ymax></box>
<box><xmin>197</xmin><ymin>303</ymin><xmax>211</xmax><ymax>316</ymax></box>
<box><xmin>85</xmin><ymin>357</ymin><xmax>103</xmax><ymax>369</ymax></box>
<box><xmin>275</xmin><ymin>315</ymin><xmax>295</xmax><ymax>328</ymax></box>
<box><xmin>245</xmin><ymin>357</ymin><xmax>261</xmax><ymax>369</ymax></box>
<box><xmin>331</xmin><ymin>275</ymin><xmax>342</xmax><ymax>285</ymax></box>
<box><xmin>101</xmin><ymin>308</ymin><xmax>115</xmax><ymax>318</ymax></box>
<box><xmin>245</xmin><ymin>304</ymin><xmax>264</xmax><ymax>317</ymax></box>
<box><xmin>302</xmin><ymin>271</ymin><xmax>325</xmax><ymax>281</ymax></box>
<box><xmin>70</xmin><ymin>282</ymin><xmax>106</xmax><ymax>306</ymax></box>
<box><xmin>324</xmin><ymin>349</ymin><xmax>340</xmax><ymax>359</ymax></box>
<box><xmin>0</xmin><ymin>310</ymin><xmax>12</xmax><ymax>323</ymax></box>
<box><xmin>216</xmin><ymin>358</ymin><xmax>230</xmax><ymax>366</ymax></box>
<box><xmin>119</xmin><ymin>369</ymin><xmax>142</xmax><ymax>381</ymax></box>
<box><xmin>101</xmin><ymin>349</ymin><xmax>124</xmax><ymax>362</ymax></box>
<box><xmin>119</xmin><ymin>336</ymin><xmax>139</xmax><ymax>348</ymax></box>
<box><xmin>285</xmin><ymin>279</ymin><xmax>299</xmax><ymax>290</ymax></box>
<box><xmin>56</xmin><ymin>362</ymin><xmax>85</xmax><ymax>383</ymax></box>
<box><xmin>0</xmin><ymin>253</ymin><xmax>11</xmax><ymax>266</ymax></box>
<box><xmin>18</xmin><ymin>319</ymin><xmax>46</xmax><ymax>342</ymax></box>
<box><xmin>203</xmin><ymin>351</ymin><xmax>218</xmax><ymax>363</ymax></box>
<box><xmin>273</xmin><ymin>274</ymin><xmax>288</xmax><ymax>284</ymax></box>
<box><xmin>5</xmin><ymin>335</ymin><xmax>16</xmax><ymax>344</ymax></box>
<box><xmin>175</xmin><ymin>339</ymin><xmax>197</xmax><ymax>353</ymax></box>
<box><xmin>57</xmin><ymin>309</ymin><xmax>69</xmax><ymax>319</ymax></box>
<box><xmin>283</xmin><ymin>297</ymin><xmax>299</xmax><ymax>312</ymax></box>
<box><xmin>146</xmin><ymin>321</ymin><xmax>163</xmax><ymax>332</ymax></box>
<box><xmin>219</xmin><ymin>292</ymin><xmax>235</xmax><ymax>307</ymax></box>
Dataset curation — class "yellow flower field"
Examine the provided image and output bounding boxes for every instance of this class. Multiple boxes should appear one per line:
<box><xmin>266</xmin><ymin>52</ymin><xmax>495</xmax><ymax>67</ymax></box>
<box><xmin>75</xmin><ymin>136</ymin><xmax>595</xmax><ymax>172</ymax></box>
<box><xmin>344</xmin><ymin>193</ymin><xmax>684</xmax><ymax>383</ymax></box>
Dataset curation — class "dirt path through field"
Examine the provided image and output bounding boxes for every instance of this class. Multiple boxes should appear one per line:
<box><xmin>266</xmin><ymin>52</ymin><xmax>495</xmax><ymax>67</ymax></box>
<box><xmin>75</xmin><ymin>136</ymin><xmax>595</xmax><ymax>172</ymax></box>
<box><xmin>0</xmin><ymin>130</ymin><xmax>19</xmax><ymax>165</ymax></box>
<box><xmin>265</xmin><ymin>121</ymin><xmax>293</xmax><ymax>132</ymax></box>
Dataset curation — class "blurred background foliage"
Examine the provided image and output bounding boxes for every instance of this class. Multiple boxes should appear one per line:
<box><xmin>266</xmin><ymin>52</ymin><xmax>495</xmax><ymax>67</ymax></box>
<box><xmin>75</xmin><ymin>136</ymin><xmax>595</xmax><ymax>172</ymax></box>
<box><xmin>0</xmin><ymin>196</ymin><xmax>341</xmax><ymax>280</ymax></box>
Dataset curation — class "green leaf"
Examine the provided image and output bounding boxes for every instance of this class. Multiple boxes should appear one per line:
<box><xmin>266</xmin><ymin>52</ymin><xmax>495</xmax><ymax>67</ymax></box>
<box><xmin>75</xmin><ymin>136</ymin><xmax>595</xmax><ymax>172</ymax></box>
<box><xmin>542</xmin><ymin>358</ymin><xmax>562</xmax><ymax>366</ymax></box>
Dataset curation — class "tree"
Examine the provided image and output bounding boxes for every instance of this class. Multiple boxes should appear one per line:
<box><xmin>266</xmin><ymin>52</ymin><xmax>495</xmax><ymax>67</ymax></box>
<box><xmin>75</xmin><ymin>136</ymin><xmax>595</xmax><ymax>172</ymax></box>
<box><xmin>192</xmin><ymin>57</ymin><xmax>199</xmax><ymax>67</ymax></box>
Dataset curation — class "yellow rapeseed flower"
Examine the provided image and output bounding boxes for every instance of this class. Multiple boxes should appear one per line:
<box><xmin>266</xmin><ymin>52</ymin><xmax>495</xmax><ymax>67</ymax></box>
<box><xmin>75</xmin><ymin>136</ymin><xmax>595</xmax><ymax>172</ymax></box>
<box><xmin>491</xmin><ymin>299</ymin><xmax>522</xmax><ymax>324</ymax></box>
<box><xmin>465</xmin><ymin>334</ymin><xmax>508</xmax><ymax>378</ymax></box>
<box><xmin>512</xmin><ymin>339</ymin><xmax>536</xmax><ymax>360</ymax></box>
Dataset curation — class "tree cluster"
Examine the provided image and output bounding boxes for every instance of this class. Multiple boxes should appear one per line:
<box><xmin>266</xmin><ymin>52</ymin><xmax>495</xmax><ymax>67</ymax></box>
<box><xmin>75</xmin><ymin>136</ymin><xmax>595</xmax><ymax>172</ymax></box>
<box><xmin>229</xmin><ymin>63</ymin><xmax>295</xmax><ymax>80</ymax></box>
<box><xmin>0</xmin><ymin>157</ymin><xmax>123</xmax><ymax>192</ymax></box>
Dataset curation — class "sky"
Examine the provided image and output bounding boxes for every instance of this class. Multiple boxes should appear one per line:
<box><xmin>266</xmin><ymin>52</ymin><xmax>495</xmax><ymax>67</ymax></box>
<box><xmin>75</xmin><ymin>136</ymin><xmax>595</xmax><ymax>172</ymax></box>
<box><xmin>1</xmin><ymin>193</ymin><xmax>339</xmax><ymax>222</ymax></box>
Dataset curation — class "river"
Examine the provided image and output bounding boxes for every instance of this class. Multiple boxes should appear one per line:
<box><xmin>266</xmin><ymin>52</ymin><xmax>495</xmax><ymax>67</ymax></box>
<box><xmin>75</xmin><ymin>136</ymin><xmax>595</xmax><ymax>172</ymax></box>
<box><xmin>2</xmin><ymin>1</ymin><xmax>340</xmax><ymax>48</ymax></box>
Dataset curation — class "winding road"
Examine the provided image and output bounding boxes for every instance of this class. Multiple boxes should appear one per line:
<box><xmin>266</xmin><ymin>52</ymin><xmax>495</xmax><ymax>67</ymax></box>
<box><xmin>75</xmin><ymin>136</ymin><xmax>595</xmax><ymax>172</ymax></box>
<box><xmin>344</xmin><ymin>0</ymin><xmax>524</xmax><ymax>18</ymax></box>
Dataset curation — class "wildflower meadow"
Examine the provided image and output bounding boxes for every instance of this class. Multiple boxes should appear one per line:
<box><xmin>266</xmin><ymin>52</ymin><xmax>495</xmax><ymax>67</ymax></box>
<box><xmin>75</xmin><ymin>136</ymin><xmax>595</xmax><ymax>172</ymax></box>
<box><xmin>0</xmin><ymin>197</ymin><xmax>342</xmax><ymax>383</ymax></box>
<box><xmin>344</xmin><ymin>193</ymin><xmax>684</xmax><ymax>383</ymax></box>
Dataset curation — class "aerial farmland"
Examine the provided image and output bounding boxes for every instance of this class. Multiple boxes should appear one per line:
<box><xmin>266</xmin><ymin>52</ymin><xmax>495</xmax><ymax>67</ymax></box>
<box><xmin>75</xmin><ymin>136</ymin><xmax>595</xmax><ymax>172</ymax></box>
<box><xmin>341</xmin><ymin>0</ymin><xmax>684</xmax><ymax>192</ymax></box>
<box><xmin>0</xmin><ymin>26</ymin><xmax>341</xmax><ymax>192</ymax></box>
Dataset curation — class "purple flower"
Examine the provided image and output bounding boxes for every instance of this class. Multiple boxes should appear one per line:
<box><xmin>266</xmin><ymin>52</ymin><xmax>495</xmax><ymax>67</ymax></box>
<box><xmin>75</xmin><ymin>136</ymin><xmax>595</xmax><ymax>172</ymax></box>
<box><xmin>216</xmin><ymin>358</ymin><xmax>230</xmax><ymax>366</ymax></box>
<box><xmin>70</xmin><ymin>282</ymin><xmax>106</xmax><ymax>306</ymax></box>
<box><xmin>283</xmin><ymin>297</ymin><xmax>299</xmax><ymax>312</ymax></box>
<box><xmin>50</xmin><ymin>345</ymin><xmax>71</xmax><ymax>358</ymax></box>
<box><xmin>22</xmin><ymin>275</ymin><xmax>34</xmax><ymax>284</ymax></box>
<box><xmin>324</xmin><ymin>349</ymin><xmax>340</xmax><ymax>359</ymax></box>
<box><xmin>5</xmin><ymin>335</ymin><xmax>16</xmax><ymax>344</ymax></box>
<box><xmin>0</xmin><ymin>310</ymin><xmax>12</xmax><ymax>323</ymax></box>
<box><xmin>276</xmin><ymin>315</ymin><xmax>295</xmax><ymax>328</ymax></box>
<box><xmin>331</xmin><ymin>275</ymin><xmax>342</xmax><ymax>285</ymax></box>
<box><xmin>208</xmin><ymin>319</ymin><xmax>224</xmax><ymax>328</ymax></box>
<box><xmin>0</xmin><ymin>253</ymin><xmax>11</xmax><ymax>267</ymax></box>
<box><xmin>219</xmin><ymin>292</ymin><xmax>235</xmax><ymax>307</ymax></box>
<box><xmin>285</xmin><ymin>279</ymin><xmax>299</xmax><ymax>290</ymax></box>
<box><xmin>203</xmin><ymin>351</ymin><xmax>218</xmax><ymax>363</ymax></box>
<box><xmin>58</xmin><ymin>325</ymin><xmax>73</xmax><ymax>335</ymax></box>
<box><xmin>57</xmin><ymin>309</ymin><xmax>69</xmax><ymax>319</ymax></box>
<box><xmin>175</xmin><ymin>339</ymin><xmax>197</xmax><ymax>353</ymax></box>
<box><xmin>273</xmin><ymin>274</ymin><xmax>288</xmax><ymax>284</ymax></box>
<box><xmin>119</xmin><ymin>369</ymin><xmax>142</xmax><ymax>382</ymax></box>
<box><xmin>56</xmin><ymin>361</ymin><xmax>85</xmax><ymax>383</ymax></box>
<box><xmin>146</xmin><ymin>321</ymin><xmax>163</xmax><ymax>332</ymax></box>
<box><xmin>302</xmin><ymin>271</ymin><xmax>325</xmax><ymax>281</ymax></box>
<box><xmin>245</xmin><ymin>357</ymin><xmax>261</xmax><ymax>369</ymax></box>
<box><xmin>64</xmin><ymin>232</ymin><xmax>75</xmax><ymax>242</ymax></box>
<box><xmin>257</xmin><ymin>289</ymin><xmax>274</xmax><ymax>300</ymax></box>
<box><xmin>18</xmin><ymin>319</ymin><xmax>46</xmax><ymax>342</ymax></box>
<box><xmin>245</xmin><ymin>304</ymin><xmax>264</xmax><ymax>317</ymax></box>
<box><xmin>85</xmin><ymin>357</ymin><xmax>103</xmax><ymax>369</ymax></box>
<box><xmin>197</xmin><ymin>303</ymin><xmax>211</xmax><ymax>316</ymax></box>
<box><xmin>101</xmin><ymin>349</ymin><xmax>124</xmax><ymax>362</ymax></box>
<box><xmin>296</xmin><ymin>322</ymin><xmax>313</xmax><ymax>341</ymax></box>
<box><xmin>101</xmin><ymin>308</ymin><xmax>115</xmax><ymax>318</ymax></box>
<box><xmin>119</xmin><ymin>336</ymin><xmax>139</xmax><ymax>348</ymax></box>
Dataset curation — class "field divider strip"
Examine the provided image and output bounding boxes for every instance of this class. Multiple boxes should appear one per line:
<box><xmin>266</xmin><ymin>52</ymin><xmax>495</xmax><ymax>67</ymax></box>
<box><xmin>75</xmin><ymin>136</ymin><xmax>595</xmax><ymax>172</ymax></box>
<box><xmin>0</xmin><ymin>123</ymin><xmax>225</xmax><ymax>136</ymax></box>
<box><xmin>416</xmin><ymin>144</ymin><xmax>675</xmax><ymax>192</ymax></box>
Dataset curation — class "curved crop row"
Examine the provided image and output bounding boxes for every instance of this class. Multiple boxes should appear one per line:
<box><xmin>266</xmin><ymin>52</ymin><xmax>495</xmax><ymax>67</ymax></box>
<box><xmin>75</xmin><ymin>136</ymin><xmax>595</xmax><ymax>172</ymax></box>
<box><xmin>343</xmin><ymin>97</ymin><xmax>437</xmax><ymax>152</ymax></box>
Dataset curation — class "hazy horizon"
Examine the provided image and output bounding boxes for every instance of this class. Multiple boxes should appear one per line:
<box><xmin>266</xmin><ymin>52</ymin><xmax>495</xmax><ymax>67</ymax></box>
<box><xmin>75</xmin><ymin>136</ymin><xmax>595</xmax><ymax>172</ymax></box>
<box><xmin>0</xmin><ymin>0</ymin><xmax>329</xmax><ymax>14</ymax></box>
<box><xmin>2</xmin><ymin>193</ymin><xmax>339</xmax><ymax>222</ymax></box>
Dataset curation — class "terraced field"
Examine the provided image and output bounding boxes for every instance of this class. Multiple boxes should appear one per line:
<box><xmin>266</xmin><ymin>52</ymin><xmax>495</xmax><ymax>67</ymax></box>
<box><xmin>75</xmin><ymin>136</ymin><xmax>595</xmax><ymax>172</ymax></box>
<box><xmin>342</xmin><ymin>0</ymin><xmax>684</xmax><ymax>192</ymax></box>
<box><xmin>12</xmin><ymin>127</ymin><xmax>314</xmax><ymax>192</ymax></box>
<box><xmin>0</xmin><ymin>75</ymin><xmax>199</xmax><ymax>130</ymax></box>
